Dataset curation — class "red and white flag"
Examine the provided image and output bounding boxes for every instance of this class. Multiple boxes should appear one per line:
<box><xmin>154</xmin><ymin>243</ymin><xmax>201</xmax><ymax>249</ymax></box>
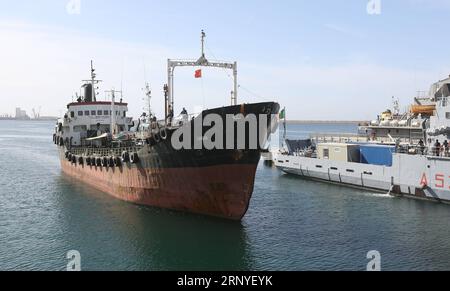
<box><xmin>195</xmin><ymin>69</ymin><xmax>202</xmax><ymax>78</ymax></box>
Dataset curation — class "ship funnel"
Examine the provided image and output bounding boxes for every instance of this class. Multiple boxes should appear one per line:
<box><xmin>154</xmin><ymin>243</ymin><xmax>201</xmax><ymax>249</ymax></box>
<box><xmin>83</xmin><ymin>84</ymin><xmax>93</xmax><ymax>102</ymax></box>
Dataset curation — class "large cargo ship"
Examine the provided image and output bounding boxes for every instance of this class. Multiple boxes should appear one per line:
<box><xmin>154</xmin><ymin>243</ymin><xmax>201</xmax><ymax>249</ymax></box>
<box><xmin>275</xmin><ymin>75</ymin><xmax>450</xmax><ymax>203</ymax></box>
<box><xmin>54</xmin><ymin>33</ymin><xmax>280</xmax><ymax>220</ymax></box>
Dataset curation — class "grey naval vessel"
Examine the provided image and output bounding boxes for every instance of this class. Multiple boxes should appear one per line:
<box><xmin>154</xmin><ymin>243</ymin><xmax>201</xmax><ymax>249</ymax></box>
<box><xmin>275</xmin><ymin>75</ymin><xmax>450</xmax><ymax>203</ymax></box>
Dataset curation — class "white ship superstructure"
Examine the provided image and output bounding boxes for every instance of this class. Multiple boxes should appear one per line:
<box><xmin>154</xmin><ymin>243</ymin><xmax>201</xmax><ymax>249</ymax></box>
<box><xmin>275</xmin><ymin>75</ymin><xmax>450</xmax><ymax>203</ymax></box>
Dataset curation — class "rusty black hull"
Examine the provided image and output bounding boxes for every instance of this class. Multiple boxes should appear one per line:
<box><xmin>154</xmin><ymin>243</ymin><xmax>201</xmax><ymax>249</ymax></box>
<box><xmin>57</xmin><ymin>102</ymin><xmax>280</xmax><ymax>220</ymax></box>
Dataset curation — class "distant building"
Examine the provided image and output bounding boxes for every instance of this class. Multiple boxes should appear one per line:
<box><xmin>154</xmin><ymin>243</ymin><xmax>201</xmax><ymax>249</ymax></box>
<box><xmin>15</xmin><ymin>108</ymin><xmax>30</xmax><ymax>120</ymax></box>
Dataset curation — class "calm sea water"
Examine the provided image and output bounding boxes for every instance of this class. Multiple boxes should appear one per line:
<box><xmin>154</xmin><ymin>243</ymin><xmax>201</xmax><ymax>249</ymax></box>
<box><xmin>1</xmin><ymin>120</ymin><xmax>450</xmax><ymax>271</ymax></box>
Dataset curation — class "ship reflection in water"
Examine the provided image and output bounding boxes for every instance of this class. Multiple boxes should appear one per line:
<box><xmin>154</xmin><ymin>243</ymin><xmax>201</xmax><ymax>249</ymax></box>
<box><xmin>3</xmin><ymin>121</ymin><xmax>450</xmax><ymax>270</ymax></box>
<box><xmin>56</xmin><ymin>175</ymin><xmax>253</xmax><ymax>271</ymax></box>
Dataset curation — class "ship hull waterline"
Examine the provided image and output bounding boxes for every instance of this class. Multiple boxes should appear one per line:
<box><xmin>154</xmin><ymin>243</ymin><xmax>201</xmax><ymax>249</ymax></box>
<box><xmin>59</xmin><ymin>153</ymin><xmax>258</xmax><ymax>220</ymax></box>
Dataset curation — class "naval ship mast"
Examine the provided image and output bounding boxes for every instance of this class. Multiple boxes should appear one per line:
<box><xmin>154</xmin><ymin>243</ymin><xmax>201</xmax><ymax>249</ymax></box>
<box><xmin>166</xmin><ymin>30</ymin><xmax>238</xmax><ymax>125</ymax></box>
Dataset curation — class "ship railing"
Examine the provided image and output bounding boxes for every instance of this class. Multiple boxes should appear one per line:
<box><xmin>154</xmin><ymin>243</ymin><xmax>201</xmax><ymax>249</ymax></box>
<box><xmin>311</xmin><ymin>133</ymin><xmax>370</xmax><ymax>144</ymax></box>
<box><xmin>395</xmin><ymin>145</ymin><xmax>450</xmax><ymax>158</ymax></box>
<box><xmin>425</xmin><ymin>146</ymin><xmax>450</xmax><ymax>158</ymax></box>
<box><xmin>69</xmin><ymin>146</ymin><xmax>140</xmax><ymax>157</ymax></box>
<box><xmin>311</xmin><ymin>133</ymin><xmax>423</xmax><ymax>145</ymax></box>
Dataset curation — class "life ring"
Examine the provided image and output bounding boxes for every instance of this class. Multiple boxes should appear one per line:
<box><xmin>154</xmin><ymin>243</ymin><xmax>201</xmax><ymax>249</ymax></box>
<box><xmin>130</xmin><ymin>152</ymin><xmax>139</xmax><ymax>164</ymax></box>
<box><xmin>121</xmin><ymin>151</ymin><xmax>130</xmax><ymax>163</ymax></box>
<box><xmin>160</xmin><ymin>127</ymin><xmax>168</xmax><ymax>140</ymax></box>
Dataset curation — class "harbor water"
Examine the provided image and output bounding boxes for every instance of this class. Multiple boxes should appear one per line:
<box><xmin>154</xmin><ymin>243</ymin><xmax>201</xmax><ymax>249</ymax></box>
<box><xmin>1</xmin><ymin>120</ymin><xmax>450</xmax><ymax>271</ymax></box>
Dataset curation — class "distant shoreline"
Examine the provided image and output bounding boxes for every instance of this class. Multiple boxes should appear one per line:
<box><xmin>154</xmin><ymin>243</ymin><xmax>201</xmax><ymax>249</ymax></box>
<box><xmin>0</xmin><ymin>118</ymin><xmax>58</xmax><ymax>121</ymax></box>
<box><xmin>286</xmin><ymin>120</ymin><xmax>365</xmax><ymax>125</ymax></box>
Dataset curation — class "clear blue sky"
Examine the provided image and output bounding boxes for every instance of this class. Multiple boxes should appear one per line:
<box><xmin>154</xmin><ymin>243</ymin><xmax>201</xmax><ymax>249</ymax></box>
<box><xmin>1</xmin><ymin>0</ymin><xmax>450</xmax><ymax>120</ymax></box>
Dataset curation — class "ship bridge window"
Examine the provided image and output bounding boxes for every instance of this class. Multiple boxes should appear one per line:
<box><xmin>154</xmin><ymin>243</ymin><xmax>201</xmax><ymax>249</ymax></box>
<box><xmin>97</xmin><ymin>110</ymin><xmax>103</xmax><ymax>115</ymax></box>
<box><xmin>91</xmin><ymin>111</ymin><xmax>96</xmax><ymax>116</ymax></box>
<box><xmin>104</xmin><ymin>110</ymin><xmax>109</xmax><ymax>116</ymax></box>
<box><xmin>73</xmin><ymin>125</ymin><xmax>87</xmax><ymax>132</ymax></box>
<box><xmin>123</xmin><ymin>111</ymin><xmax>126</xmax><ymax>117</ymax></box>
<box><xmin>84</xmin><ymin>111</ymin><xmax>90</xmax><ymax>116</ymax></box>
<box><xmin>70</xmin><ymin>111</ymin><xmax>75</xmax><ymax>118</ymax></box>
<box><xmin>446</xmin><ymin>112</ymin><xmax>450</xmax><ymax>119</ymax></box>
<box><xmin>78</xmin><ymin>111</ymin><xmax>83</xmax><ymax>116</ymax></box>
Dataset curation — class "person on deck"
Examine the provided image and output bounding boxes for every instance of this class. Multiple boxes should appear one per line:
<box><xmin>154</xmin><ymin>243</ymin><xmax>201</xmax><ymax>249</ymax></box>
<box><xmin>434</xmin><ymin>140</ymin><xmax>441</xmax><ymax>157</ymax></box>
<box><xmin>418</xmin><ymin>139</ymin><xmax>425</xmax><ymax>155</ymax></box>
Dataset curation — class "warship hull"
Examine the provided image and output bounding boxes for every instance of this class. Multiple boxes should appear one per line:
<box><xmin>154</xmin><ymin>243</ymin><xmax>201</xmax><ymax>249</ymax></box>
<box><xmin>275</xmin><ymin>153</ymin><xmax>450</xmax><ymax>203</ymax></box>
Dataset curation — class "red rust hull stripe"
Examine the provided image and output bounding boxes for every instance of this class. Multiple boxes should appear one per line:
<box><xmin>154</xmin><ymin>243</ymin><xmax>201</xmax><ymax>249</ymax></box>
<box><xmin>60</xmin><ymin>160</ymin><xmax>257</xmax><ymax>220</ymax></box>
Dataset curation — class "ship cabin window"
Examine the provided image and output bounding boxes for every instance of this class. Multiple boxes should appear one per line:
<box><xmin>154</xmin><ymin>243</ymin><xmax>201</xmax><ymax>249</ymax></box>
<box><xmin>123</xmin><ymin>111</ymin><xmax>126</xmax><ymax>118</ymax></box>
<box><xmin>91</xmin><ymin>111</ymin><xmax>96</xmax><ymax>116</ymax></box>
<box><xmin>323</xmin><ymin>149</ymin><xmax>330</xmax><ymax>159</ymax></box>
<box><xmin>70</xmin><ymin>111</ymin><xmax>75</xmax><ymax>118</ymax></box>
<box><xmin>78</xmin><ymin>111</ymin><xmax>83</xmax><ymax>116</ymax></box>
<box><xmin>73</xmin><ymin>125</ymin><xmax>87</xmax><ymax>132</ymax></box>
<box><xmin>104</xmin><ymin>110</ymin><xmax>109</xmax><ymax>116</ymax></box>
<box><xmin>84</xmin><ymin>111</ymin><xmax>90</xmax><ymax>116</ymax></box>
<box><xmin>97</xmin><ymin>110</ymin><xmax>103</xmax><ymax>115</ymax></box>
<box><xmin>446</xmin><ymin>112</ymin><xmax>450</xmax><ymax>119</ymax></box>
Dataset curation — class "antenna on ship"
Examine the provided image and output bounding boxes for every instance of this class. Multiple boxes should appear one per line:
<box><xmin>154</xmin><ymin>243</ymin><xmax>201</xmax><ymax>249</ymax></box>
<box><xmin>83</xmin><ymin>60</ymin><xmax>102</xmax><ymax>102</ymax></box>
<box><xmin>144</xmin><ymin>82</ymin><xmax>152</xmax><ymax>118</ymax></box>
<box><xmin>201</xmin><ymin>29</ymin><xmax>206</xmax><ymax>58</ymax></box>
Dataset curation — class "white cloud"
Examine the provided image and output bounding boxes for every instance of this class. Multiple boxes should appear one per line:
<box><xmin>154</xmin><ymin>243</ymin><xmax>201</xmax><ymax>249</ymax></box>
<box><xmin>323</xmin><ymin>23</ymin><xmax>366</xmax><ymax>39</ymax></box>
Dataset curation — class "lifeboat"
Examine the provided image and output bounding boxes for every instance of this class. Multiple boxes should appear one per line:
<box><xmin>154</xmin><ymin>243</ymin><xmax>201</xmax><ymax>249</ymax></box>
<box><xmin>411</xmin><ymin>104</ymin><xmax>435</xmax><ymax>115</ymax></box>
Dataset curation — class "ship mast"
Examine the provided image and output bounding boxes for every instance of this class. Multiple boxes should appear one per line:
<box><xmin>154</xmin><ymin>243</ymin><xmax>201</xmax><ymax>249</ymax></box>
<box><xmin>144</xmin><ymin>82</ymin><xmax>152</xmax><ymax>118</ymax></box>
<box><xmin>83</xmin><ymin>60</ymin><xmax>102</xmax><ymax>102</ymax></box>
<box><xmin>166</xmin><ymin>30</ymin><xmax>238</xmax><ymax>124</ymax></box>
<box><xmin>105</xmin><ymin>89</ymin><xmax>122</xmax><ymax>135</ymax></box>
